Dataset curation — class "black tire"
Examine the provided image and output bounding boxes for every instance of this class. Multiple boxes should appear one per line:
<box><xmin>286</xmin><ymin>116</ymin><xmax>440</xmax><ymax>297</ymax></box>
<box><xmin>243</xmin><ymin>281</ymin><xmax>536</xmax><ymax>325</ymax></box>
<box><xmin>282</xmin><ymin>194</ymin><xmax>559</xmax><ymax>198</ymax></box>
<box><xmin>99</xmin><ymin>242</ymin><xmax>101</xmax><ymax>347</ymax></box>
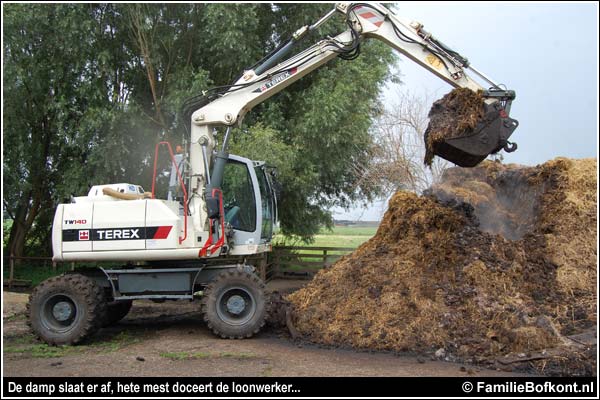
<box><xmin>201</xmin><ymin>269</ymin><xmax>267</xmax><ymax>339</ymax></box>
<box><xmin>27</xmin><ymin>274</ymin><xmax>106</xmax><ymax>345</ymax></box>
<box><xmin>102</xmin><ymin>300</ymin><xmax>133</xmax><ymax>327</ymax></box>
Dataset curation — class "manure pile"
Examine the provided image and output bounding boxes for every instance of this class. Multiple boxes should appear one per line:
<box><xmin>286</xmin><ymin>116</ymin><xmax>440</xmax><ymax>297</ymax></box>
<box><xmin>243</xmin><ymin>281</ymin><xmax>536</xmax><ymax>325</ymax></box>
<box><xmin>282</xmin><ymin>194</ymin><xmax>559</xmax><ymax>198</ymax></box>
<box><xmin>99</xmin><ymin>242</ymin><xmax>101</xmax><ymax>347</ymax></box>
<box><xmin>287</xmin><ymin>158</ymin><xmax>597</xmax><ymax>375</ymax></box>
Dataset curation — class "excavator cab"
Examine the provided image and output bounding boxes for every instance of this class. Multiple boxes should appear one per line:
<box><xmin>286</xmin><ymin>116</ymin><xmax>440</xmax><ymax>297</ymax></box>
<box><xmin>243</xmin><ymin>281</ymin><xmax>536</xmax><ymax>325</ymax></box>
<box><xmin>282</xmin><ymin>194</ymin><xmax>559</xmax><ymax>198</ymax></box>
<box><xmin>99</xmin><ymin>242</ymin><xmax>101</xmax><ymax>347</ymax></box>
<box><xmin>221</xmin><ymin>155</ymin><xmax>278</xmax><ymax>250</ymax></box>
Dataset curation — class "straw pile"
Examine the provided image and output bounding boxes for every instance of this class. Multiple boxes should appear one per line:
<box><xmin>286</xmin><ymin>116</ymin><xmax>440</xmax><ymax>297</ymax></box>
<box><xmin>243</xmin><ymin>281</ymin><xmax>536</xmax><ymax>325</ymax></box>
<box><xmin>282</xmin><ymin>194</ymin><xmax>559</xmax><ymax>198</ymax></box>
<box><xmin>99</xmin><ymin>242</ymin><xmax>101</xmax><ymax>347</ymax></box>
<box><xmin>424</xmin><ymin>88</ymin><xmax>486</xmax><ymax>165</ymax></box>
<box><xmin>287</xmin><ymin>158</ymin><xmax>596</xmax><ymax>375</ymax></box>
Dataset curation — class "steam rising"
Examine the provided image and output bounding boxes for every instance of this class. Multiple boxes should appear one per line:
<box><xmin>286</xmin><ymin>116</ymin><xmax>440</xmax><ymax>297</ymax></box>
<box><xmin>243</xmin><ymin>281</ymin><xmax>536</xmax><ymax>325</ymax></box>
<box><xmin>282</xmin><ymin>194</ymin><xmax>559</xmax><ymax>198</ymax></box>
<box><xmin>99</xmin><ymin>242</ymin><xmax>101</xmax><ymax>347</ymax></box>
<box><xmin>428</xmin><ymin>164</ymin><xmax>542</xmax><ymax>240</ymax></box>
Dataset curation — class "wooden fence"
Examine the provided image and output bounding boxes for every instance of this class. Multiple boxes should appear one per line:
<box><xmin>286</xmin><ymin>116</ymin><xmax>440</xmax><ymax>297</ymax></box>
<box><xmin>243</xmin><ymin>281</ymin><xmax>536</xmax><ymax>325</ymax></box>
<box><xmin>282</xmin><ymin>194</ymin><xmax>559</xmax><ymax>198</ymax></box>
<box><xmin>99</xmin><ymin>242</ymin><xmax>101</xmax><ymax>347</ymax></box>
<box><xmin>269</xmin><ymin>246</ymin><xmax>355</xmax><ymax>279</ymax></box>
<box><xmin>3</xmin><ymin>256</ymin><xmax>66</xmax><ymax>288</ymax></box>
<box><xmin>202</xmin><ymin>245</ymin><xmax>356</xmax><ymax>281</ymax></box>
<box><xmin>3</xmin><ymin>246</ymin><xmax>357</xmax><ymax>288</ymax></box>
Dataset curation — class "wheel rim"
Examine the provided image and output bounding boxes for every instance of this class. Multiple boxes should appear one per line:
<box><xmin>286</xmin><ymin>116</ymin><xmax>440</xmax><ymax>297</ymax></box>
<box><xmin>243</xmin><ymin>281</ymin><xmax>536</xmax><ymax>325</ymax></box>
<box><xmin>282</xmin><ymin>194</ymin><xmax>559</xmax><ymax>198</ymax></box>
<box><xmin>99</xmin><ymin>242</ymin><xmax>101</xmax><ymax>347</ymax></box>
<box><xmin>216</xmin><ymin>286</ymin><xmax>256</xmax><ymax>326</ymax></box>
<box><xmin>41</xmin><ymin>293</ymin><xmax>79</xmax><ymax>333</ymax></box>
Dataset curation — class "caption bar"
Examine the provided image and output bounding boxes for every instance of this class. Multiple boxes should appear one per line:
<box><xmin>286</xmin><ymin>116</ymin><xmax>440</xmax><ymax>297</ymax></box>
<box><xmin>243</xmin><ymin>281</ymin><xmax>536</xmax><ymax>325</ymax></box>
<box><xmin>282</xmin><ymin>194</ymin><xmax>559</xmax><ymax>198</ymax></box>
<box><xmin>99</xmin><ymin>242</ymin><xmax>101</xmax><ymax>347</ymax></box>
<box><xmin>3</xmin><ymin>377</ymin><xmax>597</xmax><ymax>398</ymax></box>
<box><xmin>6</xmin><ymin>380</ymin><xmax>298</xmax><ymax>396</ymax></box>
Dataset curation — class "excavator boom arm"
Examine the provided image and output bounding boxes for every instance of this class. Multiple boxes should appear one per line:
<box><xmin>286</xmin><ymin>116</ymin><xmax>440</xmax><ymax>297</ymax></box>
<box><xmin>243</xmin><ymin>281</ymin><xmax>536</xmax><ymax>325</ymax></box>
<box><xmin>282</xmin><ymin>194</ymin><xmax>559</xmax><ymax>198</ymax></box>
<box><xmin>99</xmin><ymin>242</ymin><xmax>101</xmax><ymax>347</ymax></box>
<box><xmin>186</xmin><ymin>2</ymin><xmax>518</xmax><ymax>199</ymax></box>
<box><xmin>190</xmin><ymin>3</ymin><xmax>515</xmax><ymax>129</ymax></box>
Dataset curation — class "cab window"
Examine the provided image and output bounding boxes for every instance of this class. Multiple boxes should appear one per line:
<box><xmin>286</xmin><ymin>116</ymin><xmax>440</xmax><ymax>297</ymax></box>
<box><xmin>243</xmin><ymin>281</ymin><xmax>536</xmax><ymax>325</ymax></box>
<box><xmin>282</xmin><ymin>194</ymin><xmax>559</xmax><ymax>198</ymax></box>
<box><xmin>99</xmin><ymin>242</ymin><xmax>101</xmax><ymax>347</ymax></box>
<box><xmin>255</xmin><ymin>167</ymin><xmax>274</xmax><ymax>240</ymax></box>
<box><xmin>222</xmin><ymin>161</ymin><xmax>256</xmax><ymax>232</ymax></box>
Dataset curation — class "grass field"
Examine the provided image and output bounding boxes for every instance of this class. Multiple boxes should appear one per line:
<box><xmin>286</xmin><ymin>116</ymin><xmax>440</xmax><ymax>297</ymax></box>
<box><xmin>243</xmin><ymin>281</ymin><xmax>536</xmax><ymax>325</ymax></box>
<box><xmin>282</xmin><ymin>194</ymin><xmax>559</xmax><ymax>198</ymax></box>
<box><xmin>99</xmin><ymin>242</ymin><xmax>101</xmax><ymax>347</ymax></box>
<box><xmin>274</xmin><ymin>225</ymin><xmax>378</xmax><ymax>248</ymax></box>
<box><xmin>272</xmin><ymin>225</ymin><xmax>378</xmax><ymax>272</ymax></box>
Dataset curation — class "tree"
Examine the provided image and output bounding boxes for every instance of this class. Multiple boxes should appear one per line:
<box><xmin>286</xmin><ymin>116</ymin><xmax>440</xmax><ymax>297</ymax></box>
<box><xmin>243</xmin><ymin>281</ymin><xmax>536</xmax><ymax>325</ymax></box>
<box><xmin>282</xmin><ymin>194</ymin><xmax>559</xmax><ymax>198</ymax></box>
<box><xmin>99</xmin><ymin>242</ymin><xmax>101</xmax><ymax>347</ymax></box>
<box><xmin>3</xmin><ymin>3</ymin><xmax>396</xmax><ymax>256</ymax></box>
<box><xmin>3</xmin><ymin>4</ymin><xmax>109</xmax><ymax>258</ymax></box>
<box><xmin>355</xmin><ymin>89</ymin><xmax>448</xmax><ymax>199</ymax></box>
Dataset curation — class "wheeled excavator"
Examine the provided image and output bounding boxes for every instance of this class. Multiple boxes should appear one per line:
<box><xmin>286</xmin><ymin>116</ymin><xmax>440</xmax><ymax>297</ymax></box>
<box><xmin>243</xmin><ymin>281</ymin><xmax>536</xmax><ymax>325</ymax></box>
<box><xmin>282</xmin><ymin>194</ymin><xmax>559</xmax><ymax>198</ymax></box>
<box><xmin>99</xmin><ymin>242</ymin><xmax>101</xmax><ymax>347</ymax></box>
<box><xmin>28</xmin><ymin>3</ymin><xmax>518</xmax><ymax>345</ymax></box>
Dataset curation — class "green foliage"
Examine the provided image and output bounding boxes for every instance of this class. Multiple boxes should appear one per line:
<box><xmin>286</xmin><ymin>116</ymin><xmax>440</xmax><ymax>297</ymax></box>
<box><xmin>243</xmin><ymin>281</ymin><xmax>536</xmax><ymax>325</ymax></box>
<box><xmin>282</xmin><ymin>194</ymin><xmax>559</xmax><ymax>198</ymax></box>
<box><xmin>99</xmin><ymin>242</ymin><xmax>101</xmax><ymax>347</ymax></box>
<box><xmin>3</xmin><ymin>219</ymin><xmax>12</xmax><ymax>248</ymax></box>
<box><xmin>231</xmin><ymin>41</ymin><xmax>394</xmax><ymax>242</ymax></box>
<box><xmin>3</xmin><ymin>3</ymin><xmax>395</xmax><ymax>254</ymax></box>
<box><xmin>2</xmin><ymin>262</ymin><xmax>72</xmax><ymax>287</ymax></box>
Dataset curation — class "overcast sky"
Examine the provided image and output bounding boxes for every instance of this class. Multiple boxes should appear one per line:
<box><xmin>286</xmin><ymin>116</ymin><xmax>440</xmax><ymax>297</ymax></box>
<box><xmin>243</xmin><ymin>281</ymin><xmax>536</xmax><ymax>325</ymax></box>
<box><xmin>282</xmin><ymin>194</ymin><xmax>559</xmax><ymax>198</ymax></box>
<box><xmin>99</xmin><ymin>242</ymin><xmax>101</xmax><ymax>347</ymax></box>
<box><xmin>334</xmin><ymin>1</ymin><xmax>599</xmax><ymax>221</ymax></box>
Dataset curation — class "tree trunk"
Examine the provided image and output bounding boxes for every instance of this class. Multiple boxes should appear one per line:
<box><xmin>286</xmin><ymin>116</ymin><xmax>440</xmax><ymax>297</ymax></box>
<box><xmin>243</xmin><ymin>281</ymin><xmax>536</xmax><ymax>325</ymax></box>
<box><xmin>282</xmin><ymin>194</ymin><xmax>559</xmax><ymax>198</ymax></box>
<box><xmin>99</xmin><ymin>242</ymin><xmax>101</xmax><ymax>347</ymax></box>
<box><xmin>6</xmin><ymin>114</ymin><xmax>51</xmax><ymax>260</ymax></box>
<box><xmin>6</xmin><ymin>196</ymin><xmax>30</xmax><ymax>263</ymax></box>
<box><xmin>128</xmin><ymin>5</ymin><xmax>168</xmax><ymax>130</ymax></box>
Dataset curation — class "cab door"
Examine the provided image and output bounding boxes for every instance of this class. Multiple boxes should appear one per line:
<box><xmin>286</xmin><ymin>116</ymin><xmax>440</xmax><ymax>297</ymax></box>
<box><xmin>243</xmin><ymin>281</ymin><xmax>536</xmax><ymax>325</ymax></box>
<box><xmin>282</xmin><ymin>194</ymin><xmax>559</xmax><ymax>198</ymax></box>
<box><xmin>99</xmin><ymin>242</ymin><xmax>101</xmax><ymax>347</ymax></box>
<box><xmin>254</xmin><ymin>162</ymin><xmax>276</xmax><ymax>243</ymax></box>
<box><xmin>222</xmin><ymin>155</ymin><xmax>262</xmax><ymax>248</ymax></box>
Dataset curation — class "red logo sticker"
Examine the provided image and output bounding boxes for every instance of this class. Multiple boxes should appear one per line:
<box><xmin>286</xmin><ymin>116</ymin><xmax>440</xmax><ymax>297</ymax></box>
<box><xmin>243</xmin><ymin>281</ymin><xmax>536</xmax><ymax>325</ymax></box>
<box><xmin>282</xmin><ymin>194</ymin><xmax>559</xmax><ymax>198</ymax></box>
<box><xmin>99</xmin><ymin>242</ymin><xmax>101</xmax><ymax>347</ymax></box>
<box><xmin>153</xmin><ymin>226</ymin><xmax>172</xmax><ymax>239</ymax></box>
<box><xmin>79</xmin><ymin>230</ymin><xmax>89</xmax><ymax>241</ymax></box>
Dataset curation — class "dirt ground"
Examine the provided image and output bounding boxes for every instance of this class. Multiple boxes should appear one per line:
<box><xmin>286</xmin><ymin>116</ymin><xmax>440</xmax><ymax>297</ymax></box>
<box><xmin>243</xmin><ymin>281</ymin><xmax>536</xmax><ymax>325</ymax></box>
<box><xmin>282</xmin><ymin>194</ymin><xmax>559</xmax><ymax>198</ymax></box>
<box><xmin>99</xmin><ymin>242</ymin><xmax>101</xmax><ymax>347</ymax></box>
<box><xmin>2</xmin><ymin>283</ymin><xmax>534</xmax><ymax>378</ymax></box>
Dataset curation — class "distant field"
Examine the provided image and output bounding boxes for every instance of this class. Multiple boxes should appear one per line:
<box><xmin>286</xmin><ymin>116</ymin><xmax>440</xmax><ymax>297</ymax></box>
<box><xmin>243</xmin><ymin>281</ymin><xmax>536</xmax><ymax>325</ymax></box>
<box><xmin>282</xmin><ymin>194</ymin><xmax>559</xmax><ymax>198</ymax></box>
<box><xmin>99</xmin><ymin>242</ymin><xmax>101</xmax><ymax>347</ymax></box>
<box><xmin>275</xmin><ymin>225</ymin><xmax>378</xmax><ymax>249</ymax></box>
<box><xmin>272</xmin><ymin>225</ymin><xmax>378</xmax><ymax>272</ymax></box>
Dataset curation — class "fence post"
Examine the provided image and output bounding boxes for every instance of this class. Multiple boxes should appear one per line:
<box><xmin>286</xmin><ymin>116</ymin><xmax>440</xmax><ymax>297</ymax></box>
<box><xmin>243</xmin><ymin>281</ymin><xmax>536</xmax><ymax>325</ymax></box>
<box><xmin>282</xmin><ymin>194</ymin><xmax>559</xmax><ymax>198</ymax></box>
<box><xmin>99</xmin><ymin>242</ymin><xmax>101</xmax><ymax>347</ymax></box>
<box><xmin>323</xmin><ymin>249</ymin><xmax>328</xmax><ymax>268</ymax></box>
<box><xmin>9</xmin><ymin>255</ymin><xmax>15</xmax><ymax>289</ymax></box>
<box><xmin>259</xmin><ymin>253</ymin><xmax>267</xmax><ymax>282</ymax></box>
<box><xmin>71</xmin><ymin>262</ymin><xmax>75</xmax><ymax>271</ymax></box>
<box><xmin>52</xmin><ymin>261</ymin><xmax>57</xmax><ymax>271</ymax></box>
<box><xmin>274</xmin><ymin>249</ymin><xmax>280</xmax><ymax>279</ymax></box>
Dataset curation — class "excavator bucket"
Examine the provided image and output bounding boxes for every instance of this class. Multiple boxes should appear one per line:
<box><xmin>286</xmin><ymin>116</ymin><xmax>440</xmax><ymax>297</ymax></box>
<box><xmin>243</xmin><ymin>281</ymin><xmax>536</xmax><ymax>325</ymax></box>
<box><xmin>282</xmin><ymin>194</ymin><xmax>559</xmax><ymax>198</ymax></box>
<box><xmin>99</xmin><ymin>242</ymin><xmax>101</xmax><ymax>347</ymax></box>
<box><xmin>432</xmin><ymin>101</ymin><xmax>519</xmax><ymax>167</ymax></box>
<box><xmin>424</xmin><ymin>86</ymin><xmax>519</xmax><ymax>168</ymax></box>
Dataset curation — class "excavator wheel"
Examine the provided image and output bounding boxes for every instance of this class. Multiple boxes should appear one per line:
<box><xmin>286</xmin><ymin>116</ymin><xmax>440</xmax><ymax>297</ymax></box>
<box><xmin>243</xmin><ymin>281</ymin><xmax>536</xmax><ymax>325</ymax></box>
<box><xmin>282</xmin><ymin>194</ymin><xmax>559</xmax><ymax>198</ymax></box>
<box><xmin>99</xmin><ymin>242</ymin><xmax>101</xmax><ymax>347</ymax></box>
<box><xmin>102</xmin><ymin>299</ymin><xmax>133</xmax><ymax>327</ymax></box>
<box><xmin>27</xmin><ymin>274</ymin><xmax>106</xmax><ymax>345</ymax></box>
<box><xmin>201</xmin><ymin>269</ymin><xmax>267</xmax><ymax>339</ymax></box>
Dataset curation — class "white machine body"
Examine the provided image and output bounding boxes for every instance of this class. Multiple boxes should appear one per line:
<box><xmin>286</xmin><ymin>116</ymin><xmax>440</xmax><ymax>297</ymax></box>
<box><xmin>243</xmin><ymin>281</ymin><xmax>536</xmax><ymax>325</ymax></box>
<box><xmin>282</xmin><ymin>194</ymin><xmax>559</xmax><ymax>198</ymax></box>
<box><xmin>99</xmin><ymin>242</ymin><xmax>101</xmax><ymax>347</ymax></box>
<box><xmin>52</xmin><ymin>153</ymin><xmax>275</xmax><ymax>262</ymax></box>
<box><xmin>54</xmin><ymin>194</ymin><xmax>183</xmax><ymax>259</ymax></box>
